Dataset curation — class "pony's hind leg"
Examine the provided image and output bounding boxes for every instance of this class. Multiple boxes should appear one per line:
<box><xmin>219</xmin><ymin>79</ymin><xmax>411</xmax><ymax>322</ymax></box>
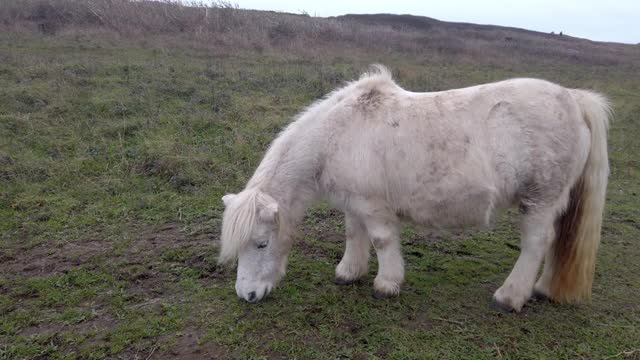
<box><xmin>361</xmin><ymin>214</ymin><xmax>404</xmax><ymax>299</ymax></box>
<box><xmin>493</xmin><ymin>211</ymin><xmax>555</xmax><ymax>312</ymax></box>
<box><xmin>532</xmin><ymin>253</ymin><xmax>554</xmax><ymax>300</ymax></box>
<box><xmin>335</xmin><ymin>213</ymin><xmax>371</xmax><ymax>284</ymax></box>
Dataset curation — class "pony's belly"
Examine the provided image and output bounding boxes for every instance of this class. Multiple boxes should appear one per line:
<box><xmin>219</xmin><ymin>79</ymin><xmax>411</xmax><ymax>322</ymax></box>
<box><xmin>321</xmin><ymin>167</ymin><xmax>498</xmax><ymax>229</ymax></box>
<box><xmin>401</xmin><ymin>183</ymin><xmax>497</xmax><ymax>229</ymax></box>
<box><xmin>406</xmin><ymin>203</ymin><xmax>492</xmax><ymax>229</ymax></box>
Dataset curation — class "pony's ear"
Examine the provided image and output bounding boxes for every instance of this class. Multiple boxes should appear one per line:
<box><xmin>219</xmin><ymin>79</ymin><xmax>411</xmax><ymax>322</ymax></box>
<box><xmin>221</xmin><ymin>194</ymin><xmax>237</xmax><ymax>207</ymax></box>
<box><xmin>259</xmin><ymin>202</ymin><xmax>279</xmax><ymax>223</ymax></box>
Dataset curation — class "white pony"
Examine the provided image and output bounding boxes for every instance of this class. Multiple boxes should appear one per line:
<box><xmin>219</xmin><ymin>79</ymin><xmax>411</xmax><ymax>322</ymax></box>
<box><xmin>219</xmin><ymin>65</ymin><xmax>611</xmax><ymax>312</ymax></box>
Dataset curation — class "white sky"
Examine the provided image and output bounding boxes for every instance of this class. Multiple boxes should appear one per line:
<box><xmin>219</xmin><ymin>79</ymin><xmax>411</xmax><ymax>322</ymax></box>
<box><xmin>234</xmin><ymin>0</ymin><xmax>639</xmax><ymax>44</ymax></box>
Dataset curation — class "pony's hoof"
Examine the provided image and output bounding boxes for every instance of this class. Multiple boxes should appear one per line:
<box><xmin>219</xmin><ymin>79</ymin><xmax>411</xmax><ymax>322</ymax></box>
<box><xmin>490</xmin><ymin>298</ymin><xmax>515</xmax><ymax>313</ymax></box>
<box><xmin>531</xmin><ymin>289</ymin><xmax>550</xmax><ymax>302</ymax></box>
<box><xmin>372</xmin><ymin>289</ymin><xmax>397</xmax><ymax>299</ymax></box>
<box><xmin>334</xmin><ymin>277</ymin><xmax>358</xmax><ymax>285</ymax></box>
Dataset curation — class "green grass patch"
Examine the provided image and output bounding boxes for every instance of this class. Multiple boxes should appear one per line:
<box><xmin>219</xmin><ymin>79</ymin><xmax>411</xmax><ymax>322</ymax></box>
<box><xmin>0</xmin><ymin>31</ymin><xmax>638</xmax><ymax>358</ymax></box>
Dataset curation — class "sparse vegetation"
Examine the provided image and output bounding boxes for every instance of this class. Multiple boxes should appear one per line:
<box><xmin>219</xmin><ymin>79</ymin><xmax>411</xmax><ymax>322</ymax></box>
<box><xmin>0</xmin><ymin>1</ymin><xmax>639</xmax><ymax>358</ymax></box>
<box><xmin>2</xmin><ymin>0</ymin><xmax>639</xmax><ymax>67</ymax></box>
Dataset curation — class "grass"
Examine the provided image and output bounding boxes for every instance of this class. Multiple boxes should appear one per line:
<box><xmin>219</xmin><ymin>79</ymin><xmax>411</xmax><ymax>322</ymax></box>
<box><xmin>1</xmin><ymin>12</ymin><xmax>639</xmax><ymax>359</ymax></box>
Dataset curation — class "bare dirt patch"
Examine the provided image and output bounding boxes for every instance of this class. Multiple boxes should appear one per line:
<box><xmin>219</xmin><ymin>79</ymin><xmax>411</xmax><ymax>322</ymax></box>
<box><xmin>4</xmin><ymin>221</ymin><xmax>226</xmax><ymax>356</ymax></box>
<box><xmin>2</xmin><ymin>222</ymin><xmax>219</xmax><ymax>278</ymax></box>
<box><xmin>151</xmin><ymin>328</ymin><xmax>230</xmax><ymax>359</ymax></box>
<box><xmin>2</xmin><ymin>237</ymin><xmax>108</xmax><ymax>277</ymax></box>
<box><xmin>20</xmin><ymin>312</ymin><xmax>117</xmax><ymax>338</ymax></box>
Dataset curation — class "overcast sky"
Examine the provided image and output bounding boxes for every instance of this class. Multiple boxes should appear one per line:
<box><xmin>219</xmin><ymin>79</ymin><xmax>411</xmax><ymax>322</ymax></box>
<box><xmin>234</xmin><ymin>0</ymin><xmax>639</xmax><ymax>44</ymax></box>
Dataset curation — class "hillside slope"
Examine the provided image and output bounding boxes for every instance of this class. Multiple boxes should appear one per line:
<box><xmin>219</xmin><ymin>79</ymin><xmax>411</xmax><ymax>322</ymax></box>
<box><xmin>1</xmin><ymin>0</ymin><xmax>639</xmax><ymax>67</ymax></box>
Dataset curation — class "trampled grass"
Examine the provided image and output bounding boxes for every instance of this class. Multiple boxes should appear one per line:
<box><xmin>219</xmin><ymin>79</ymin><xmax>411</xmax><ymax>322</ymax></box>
<box><xmin>1</xmin><ymin>23</ymin><xmax>639</xmax><ymax>359</ymax></box>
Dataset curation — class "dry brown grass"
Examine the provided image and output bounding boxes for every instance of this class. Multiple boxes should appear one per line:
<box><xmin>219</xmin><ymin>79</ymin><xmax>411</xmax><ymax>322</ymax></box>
<box><xmin>1</xmin><ymin>0</ymin><xmax>639</xmax><ymax>67</ymax></box>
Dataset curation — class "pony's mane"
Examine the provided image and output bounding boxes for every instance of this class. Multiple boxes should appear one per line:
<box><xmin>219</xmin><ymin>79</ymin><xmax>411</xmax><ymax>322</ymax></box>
<box><xmin>329</xmin><ymin>64</ymin><xmax>395</xmax><ymax>101</ymax></box>
<box><xmin>219</xmin><ymin>189</ymin><xmax>272</xmax><ymax>264</ymax></box>
<box><xmin>245</xmin><ymin>64</ymin><xmax>395</xmax><ymax>189</ymax></box>
<box><xmin>357</xmin><ymin>64</ymin><xmax>394</xmax><ymax>85</ymax></box>
<box><xmin>219</xmin><ymin>65</ymin><xmax>396</xmax><ymax>264</ymax></box>
<box><xmin>303</xmin><ymin>64</ymin><xmax>395</xmax><ymax>116</ymax></box>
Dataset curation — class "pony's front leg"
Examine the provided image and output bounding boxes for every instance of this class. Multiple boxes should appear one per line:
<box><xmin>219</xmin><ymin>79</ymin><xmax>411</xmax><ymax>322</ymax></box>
<box><xmin>363</xmin><ymin>216</ymin><xmax>404</xmax><ymax>299</ymax></box>
<box><xmin>335</xmin><ymin>213</ymin><xmax>371</xmax><ymax>284</ymax></box>
<box><xmin>493</xmin><ymin>212</ymin><xmax>554</xmax><ymax>312</ymax></box>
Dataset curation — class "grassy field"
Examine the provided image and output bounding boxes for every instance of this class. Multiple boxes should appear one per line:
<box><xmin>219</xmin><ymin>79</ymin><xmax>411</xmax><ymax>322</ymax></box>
<box><xmin>1</xmin><ymin>8</ymin><xmax>640</xmax><ymax>359</ymax></box>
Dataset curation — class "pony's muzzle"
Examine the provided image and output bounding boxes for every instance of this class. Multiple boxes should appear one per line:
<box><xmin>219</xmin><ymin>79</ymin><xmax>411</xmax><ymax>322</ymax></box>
<box><xmin>236</xmin><ymin>282</ymin><xmax>272</xmax><ymax>303</ymax></box>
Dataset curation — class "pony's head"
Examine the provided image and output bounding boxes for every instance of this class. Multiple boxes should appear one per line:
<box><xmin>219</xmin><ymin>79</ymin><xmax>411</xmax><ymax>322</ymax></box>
<box><xmin>219</xmin><ymin>189</ymin><xmax>290</xmax><ymax>302</ymax></box>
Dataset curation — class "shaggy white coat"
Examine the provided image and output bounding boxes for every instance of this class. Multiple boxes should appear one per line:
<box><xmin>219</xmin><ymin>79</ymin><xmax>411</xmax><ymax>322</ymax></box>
<box><xmin>220</xmin><ymin>65</ymin><xmax>610</xmax><ymax>311</ymax></box>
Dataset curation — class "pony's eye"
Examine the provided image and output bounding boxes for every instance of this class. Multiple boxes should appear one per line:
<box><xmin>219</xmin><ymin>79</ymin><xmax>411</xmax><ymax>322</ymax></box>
<box><xmin>257</xmin><ymin>242</ymin><xmax>268</xmax><ymax>249</ymax></box>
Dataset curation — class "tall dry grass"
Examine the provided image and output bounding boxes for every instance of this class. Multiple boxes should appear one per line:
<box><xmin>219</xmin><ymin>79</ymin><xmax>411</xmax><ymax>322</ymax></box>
<box><xmin>1</xmin><ymin>0</ymin><xmax>638</xmax><ymax>67</ymax></box>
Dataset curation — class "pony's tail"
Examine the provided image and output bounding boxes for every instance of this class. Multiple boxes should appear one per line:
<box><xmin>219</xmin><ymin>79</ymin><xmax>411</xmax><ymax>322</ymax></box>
<box><xmin>548</xmin><ymin>90</ymin><xmax>611</xmax><ymax>303</ymax></box>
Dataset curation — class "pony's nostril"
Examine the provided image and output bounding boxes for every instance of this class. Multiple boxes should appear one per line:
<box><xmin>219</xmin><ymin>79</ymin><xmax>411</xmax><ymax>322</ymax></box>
<box><xmin>247</xmin><ymin>291</ymin><xmax>256</xmax><ymax>302</ymax></box>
